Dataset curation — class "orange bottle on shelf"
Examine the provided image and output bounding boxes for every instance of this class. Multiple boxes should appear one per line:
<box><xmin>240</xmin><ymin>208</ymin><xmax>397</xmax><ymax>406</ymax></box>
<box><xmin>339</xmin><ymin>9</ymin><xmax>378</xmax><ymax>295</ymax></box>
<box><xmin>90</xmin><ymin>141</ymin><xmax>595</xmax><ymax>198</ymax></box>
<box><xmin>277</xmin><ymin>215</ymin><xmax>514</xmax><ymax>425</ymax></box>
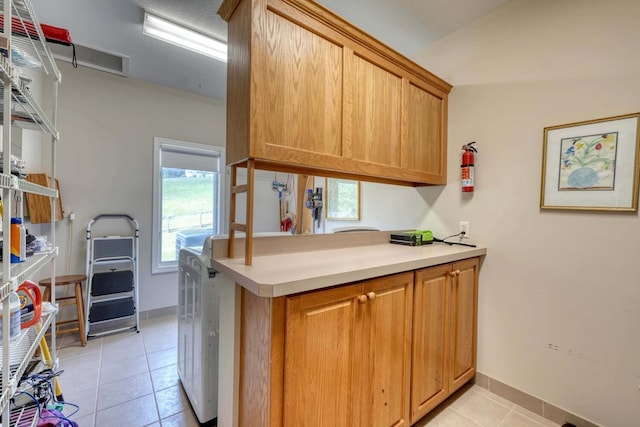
<box><xmin>10</xmin><ymin>217</ymin><xmax>26</xmax><ymax>263</ymax></box>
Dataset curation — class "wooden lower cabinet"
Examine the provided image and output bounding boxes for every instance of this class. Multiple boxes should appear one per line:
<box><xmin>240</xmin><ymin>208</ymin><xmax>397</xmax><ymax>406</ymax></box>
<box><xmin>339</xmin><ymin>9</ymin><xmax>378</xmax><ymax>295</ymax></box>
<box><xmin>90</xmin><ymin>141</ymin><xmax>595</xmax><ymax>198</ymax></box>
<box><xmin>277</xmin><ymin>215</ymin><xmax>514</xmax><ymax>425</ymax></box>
<box><xmin>284</xmin><ymin>272</ymin><xmax>413</xmax><ymax>427</ymax></box>
<box><xmin>410</xmin><ymin>258</ymin><xmax>479</xmax><ymax>423</ymax></box>
<box><xmin>283</xmin><ymin>282</ymin><xmax>361</xmax><ymax>426</ymax></box>
<box><xmin>238</xmin><ymin>258</ymin><xmax>479</xmax><ymax>427</ymax></box>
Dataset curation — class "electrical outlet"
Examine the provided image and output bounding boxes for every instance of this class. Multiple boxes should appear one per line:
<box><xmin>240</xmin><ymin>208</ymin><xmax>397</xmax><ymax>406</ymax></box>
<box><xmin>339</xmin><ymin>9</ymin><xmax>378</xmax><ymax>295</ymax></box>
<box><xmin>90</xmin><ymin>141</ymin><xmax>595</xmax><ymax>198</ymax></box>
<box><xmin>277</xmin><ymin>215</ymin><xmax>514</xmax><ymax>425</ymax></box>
<box><xmin>459</xmin><ymin>221</ymin><xmax>470</xmax><ymax>238</ymax></box>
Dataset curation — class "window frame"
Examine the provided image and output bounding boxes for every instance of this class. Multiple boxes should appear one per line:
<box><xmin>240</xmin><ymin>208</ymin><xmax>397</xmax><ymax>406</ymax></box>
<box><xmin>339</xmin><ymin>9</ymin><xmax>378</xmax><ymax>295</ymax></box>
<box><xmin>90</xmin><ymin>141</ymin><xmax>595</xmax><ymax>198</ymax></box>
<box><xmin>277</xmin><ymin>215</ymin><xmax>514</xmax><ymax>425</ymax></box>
<box><xmin>152</xmin><ymin>137</ymin><xmax>225</xmax><ymax>274</ymax></box>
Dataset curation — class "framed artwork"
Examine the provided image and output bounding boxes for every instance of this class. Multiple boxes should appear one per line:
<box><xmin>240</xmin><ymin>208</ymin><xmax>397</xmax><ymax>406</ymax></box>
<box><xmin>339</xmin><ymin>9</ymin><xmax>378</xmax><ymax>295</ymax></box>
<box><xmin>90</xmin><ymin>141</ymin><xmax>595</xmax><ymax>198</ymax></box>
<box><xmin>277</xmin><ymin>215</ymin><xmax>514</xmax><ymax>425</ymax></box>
<box><xmin>540</xmin><ymin>113</ymin><xmax>640</xmax><ymax>211</ymax></box>
<box><xmin>326</xmin><ymin>178</ymin><xmax>360</xmax><ymax>220</ymax></box>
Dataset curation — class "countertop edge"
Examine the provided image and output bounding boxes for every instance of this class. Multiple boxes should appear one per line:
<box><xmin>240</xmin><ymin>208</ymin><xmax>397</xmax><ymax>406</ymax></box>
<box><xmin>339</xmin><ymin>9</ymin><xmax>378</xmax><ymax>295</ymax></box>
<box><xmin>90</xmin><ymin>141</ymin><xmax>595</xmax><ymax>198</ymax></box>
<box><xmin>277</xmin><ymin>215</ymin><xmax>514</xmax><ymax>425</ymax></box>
<box><xmin>212</xmin><ymin>244</ymin><xmax>487</xmax><ymax>298</ymax></box>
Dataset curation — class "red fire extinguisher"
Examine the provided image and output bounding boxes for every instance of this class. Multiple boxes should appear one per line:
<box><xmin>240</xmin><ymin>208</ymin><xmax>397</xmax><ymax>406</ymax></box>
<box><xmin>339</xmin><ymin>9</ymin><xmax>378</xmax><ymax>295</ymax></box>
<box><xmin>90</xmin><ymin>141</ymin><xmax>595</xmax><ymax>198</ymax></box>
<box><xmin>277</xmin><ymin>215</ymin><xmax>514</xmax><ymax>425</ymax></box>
<box><xmin>461</xmin><ymin>142</ymin><xmax>477</xmax><ymax>192</ymax></box>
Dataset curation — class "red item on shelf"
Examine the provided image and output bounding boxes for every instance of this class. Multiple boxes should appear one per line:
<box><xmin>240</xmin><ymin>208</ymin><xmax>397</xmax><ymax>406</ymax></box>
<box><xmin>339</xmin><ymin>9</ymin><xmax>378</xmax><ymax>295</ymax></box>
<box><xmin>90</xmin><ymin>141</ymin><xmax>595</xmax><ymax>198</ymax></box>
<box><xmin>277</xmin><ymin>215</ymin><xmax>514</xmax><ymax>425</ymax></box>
<box><xmin>0</xmin><ymin>14</ymin><xmax>72</xmax><ymax>45</ymax></box>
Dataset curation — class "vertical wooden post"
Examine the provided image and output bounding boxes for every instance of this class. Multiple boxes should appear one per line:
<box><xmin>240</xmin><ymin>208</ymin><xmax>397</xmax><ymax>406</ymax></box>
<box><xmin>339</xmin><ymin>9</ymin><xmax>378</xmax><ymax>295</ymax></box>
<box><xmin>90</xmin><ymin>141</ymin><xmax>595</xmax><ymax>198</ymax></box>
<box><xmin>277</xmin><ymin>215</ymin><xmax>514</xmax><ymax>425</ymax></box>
<box><xmin>228</xmin><ymin>164</ymin><xmax>238</xmax><ymax>259</ymax></box>
<box><xmin>227</xmin><ymin>161</ymin><xmax>255</xmax><ymax>265</ymax></box>
<box><xmin>245</xmin><ymin>159</ymin><xmax>255</xmax><ymax>266</ymax></box>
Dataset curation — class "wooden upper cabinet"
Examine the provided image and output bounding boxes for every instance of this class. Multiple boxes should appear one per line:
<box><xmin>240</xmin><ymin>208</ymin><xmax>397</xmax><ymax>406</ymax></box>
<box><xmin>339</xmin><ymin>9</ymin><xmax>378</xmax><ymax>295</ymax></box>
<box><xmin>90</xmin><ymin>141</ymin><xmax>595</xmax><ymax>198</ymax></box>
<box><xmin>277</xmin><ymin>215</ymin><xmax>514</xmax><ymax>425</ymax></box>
<box><xmin>346</xmin><ymin>52</ymin><xmax>403</xmax><ymax>169</ymax></box>
<box><xmin>257</xmin><ymin>8</ymin><xmax>343</xmax><ymax>160</ymax></box>
<box><xmin>403</xmin><ymin>80</ymin><xmax>448</xmax><ymax>183</ymax></box>
<box><xmin>219</xmin><ymin>0</ymin><xmax>452</xmax><ymax>186</ymax></box>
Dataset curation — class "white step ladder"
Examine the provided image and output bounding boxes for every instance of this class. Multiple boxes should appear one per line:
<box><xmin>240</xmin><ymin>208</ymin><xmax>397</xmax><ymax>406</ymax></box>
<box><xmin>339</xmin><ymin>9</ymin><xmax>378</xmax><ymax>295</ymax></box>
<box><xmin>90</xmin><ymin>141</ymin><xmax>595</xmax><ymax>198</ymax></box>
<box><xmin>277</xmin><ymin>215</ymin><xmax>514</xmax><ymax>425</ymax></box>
<box><xmin>85</xmin><ymin>214</ymin><xmax>140</xmax><ymax>339</ymax></box>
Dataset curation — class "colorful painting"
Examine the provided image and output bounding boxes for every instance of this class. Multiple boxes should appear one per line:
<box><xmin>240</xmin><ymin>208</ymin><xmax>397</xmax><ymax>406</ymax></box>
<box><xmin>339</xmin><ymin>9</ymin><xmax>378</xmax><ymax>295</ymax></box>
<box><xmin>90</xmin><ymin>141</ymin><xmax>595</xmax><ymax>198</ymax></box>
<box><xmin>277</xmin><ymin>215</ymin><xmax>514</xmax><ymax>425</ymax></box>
<box><xmin>559</xmin><ymin>132</ymin><xmax>618</xmax><ymax>191</ymax></box>
<box><xmin>540</xmin><ymin>112</ymin><xmax>640</xmax><ymax>211</ymax></box>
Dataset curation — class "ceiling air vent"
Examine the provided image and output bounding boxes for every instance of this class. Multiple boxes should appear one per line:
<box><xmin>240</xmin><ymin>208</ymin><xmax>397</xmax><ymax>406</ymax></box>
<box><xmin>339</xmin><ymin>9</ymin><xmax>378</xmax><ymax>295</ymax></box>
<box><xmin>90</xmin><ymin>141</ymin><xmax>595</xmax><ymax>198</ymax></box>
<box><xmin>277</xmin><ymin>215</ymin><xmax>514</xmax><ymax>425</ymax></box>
<box><xmin>48</xmin><ymin>43</ymin><xmax>130</xmax><ymax>77</ymax></box>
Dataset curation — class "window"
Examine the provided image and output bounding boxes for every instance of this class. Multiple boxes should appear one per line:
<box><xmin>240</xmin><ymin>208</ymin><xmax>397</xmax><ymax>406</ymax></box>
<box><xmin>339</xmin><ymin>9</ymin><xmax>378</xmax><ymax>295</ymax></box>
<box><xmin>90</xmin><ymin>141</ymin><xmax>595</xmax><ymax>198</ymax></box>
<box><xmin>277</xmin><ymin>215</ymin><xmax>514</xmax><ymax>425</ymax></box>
<box><xmin>325</xmin><ymin>178</ymin><xmax>360</xmax><ymax>220</ymax></box>
<box><xmin>152</xmin><ymin>138</ymin><xmax>225</xmax><ymax>273</ymax></box>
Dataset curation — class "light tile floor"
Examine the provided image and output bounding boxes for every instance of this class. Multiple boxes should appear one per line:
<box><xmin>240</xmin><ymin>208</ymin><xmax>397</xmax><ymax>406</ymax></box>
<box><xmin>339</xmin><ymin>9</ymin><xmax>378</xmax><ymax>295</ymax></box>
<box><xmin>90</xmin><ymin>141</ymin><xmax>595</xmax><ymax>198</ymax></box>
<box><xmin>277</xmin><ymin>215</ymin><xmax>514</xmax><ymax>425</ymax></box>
<box><xmin>54</xmin><ymin>314</ymin><xmax>559</xmax><ymax>427</ymax></box>
<box><xmin>415</xmin><ymin>384</ymin><xmax>561</xmax><ymax>427</ymax></box>
<box><xmin>54</xmin><ymin>314</ymin><xmax>200</xmax><ymax>427</ymax></box>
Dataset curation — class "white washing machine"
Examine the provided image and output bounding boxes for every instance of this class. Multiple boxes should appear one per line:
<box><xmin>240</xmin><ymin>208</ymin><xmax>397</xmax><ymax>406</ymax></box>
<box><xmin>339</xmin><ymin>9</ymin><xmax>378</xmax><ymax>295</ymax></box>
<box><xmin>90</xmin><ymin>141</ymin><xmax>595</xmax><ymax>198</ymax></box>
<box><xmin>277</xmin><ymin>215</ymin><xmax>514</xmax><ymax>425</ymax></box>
<box><xmin>177</xmin><ymin>240</ymin><xmax>219</xmax><ymax>424</ymax></box>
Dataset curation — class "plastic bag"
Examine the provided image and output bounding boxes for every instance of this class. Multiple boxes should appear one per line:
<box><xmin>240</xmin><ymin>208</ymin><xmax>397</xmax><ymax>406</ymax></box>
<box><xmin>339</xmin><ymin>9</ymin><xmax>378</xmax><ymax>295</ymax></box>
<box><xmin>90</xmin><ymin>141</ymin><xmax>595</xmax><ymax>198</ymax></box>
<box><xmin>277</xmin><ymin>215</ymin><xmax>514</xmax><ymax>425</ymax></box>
<box><xmin>36</xmin><ymin>408</ymin><xmax>78</xmax><ymax>427</ymax></box>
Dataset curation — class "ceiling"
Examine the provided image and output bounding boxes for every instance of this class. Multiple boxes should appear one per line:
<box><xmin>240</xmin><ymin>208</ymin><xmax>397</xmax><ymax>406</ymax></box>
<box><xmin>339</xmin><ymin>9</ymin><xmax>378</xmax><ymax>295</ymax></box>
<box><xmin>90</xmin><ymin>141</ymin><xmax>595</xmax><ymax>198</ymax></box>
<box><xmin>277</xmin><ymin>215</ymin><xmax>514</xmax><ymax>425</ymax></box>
<box><xmin>31</xmin><ymin>0</ymin><xmax>510</xmax><ymax>100</ymax></box>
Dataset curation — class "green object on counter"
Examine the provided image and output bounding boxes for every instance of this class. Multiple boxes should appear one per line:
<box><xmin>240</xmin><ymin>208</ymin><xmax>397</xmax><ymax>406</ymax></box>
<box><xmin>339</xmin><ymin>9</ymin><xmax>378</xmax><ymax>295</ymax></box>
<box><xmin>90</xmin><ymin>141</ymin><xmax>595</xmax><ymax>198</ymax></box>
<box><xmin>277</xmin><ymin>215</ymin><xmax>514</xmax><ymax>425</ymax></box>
<box><xmin>389</xmin><ymin>230</ymin><xmax>434</xmax><ymax>246</ymax></box>
<box><xmin>406</xmin><ymin>230</ymin><xmax>433</xmax><ymax>244</ymax></box>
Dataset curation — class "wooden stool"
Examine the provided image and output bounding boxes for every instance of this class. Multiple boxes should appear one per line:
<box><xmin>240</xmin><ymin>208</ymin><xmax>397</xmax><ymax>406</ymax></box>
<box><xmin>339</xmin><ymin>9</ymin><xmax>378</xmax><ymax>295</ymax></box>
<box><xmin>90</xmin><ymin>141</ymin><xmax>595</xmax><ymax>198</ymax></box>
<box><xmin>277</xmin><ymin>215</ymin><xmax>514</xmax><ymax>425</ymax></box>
<box><xmin>40</xmin><ymin>274</ymin><xmax>87</xmax><ymax>347</ymax></box>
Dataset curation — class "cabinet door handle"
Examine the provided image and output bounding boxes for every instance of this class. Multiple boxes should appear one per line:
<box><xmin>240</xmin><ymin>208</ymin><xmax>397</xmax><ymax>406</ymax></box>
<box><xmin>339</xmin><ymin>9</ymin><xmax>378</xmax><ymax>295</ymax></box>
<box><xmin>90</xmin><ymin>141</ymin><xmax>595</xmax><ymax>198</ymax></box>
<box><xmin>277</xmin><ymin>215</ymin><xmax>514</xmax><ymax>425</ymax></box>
<box><xmin>449</xmin><ymin>271</ymin><xmax>457</xmax><ymax>277</ymax></box>
<box><xmin>366</xmin><ymin>291</ymin><xmax>376</xmax><ymax>301</ymax></box>
<box><xmin>455</xmin><ymin>270</ymin><xmax>461</xmax><ymax>276</ymax></box>
<box><xmin>358</xmin><ymin>295</ymin><xmax>368</xmax><ymax>304</ymax></box>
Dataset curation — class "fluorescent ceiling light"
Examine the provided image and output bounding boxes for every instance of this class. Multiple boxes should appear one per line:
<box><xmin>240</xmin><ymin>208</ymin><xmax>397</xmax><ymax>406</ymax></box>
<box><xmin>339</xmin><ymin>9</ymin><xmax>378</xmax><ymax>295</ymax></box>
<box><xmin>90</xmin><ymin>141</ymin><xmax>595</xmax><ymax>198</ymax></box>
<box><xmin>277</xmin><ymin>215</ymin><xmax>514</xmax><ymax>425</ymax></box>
<box><xmin>143</xmin><ymin>12</ymin><xmax>227</xmax><ymax>62</ymax></box>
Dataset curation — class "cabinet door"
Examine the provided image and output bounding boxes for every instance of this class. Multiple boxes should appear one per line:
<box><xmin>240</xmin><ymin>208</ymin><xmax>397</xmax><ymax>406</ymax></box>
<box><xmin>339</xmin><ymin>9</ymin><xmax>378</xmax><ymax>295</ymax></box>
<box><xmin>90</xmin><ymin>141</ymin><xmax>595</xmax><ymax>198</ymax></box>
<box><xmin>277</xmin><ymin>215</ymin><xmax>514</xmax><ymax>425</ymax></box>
<box><xmin>284</xmin><ymin>283</ymin><xmax>363</xmax><ymax>427</ymax></box>
<box><xmin>346</xmin><ymin>52</ymin><xmax>402</xmax><ymax>169</ymax></box>
<box><xmin>402</xmin><ymin>80</ymin><xmax>448</xmax><ymax>184</ymax></box>
<box><xmin>345</xmin><ymin>51</ymin><xmax>448</xmax><ymax>184</ymax></box>
<box><xmin>449</xmin><ymin>258</ymin><xmax>479</xmax><ymax>393</ymax></box>
<box><xmin>361</xmin><ymin>272</ymin><xmax>413</xmax><ymax>427</ymax></box>
<box><xmin>255</xmin><ymin>7</ymin><xmax>343</xmax><ymax>163</ymax></box>
<box><xmin>411</xmin><ymin>264</ymin><xmax>451</xmax><ymax>422</ymax></box>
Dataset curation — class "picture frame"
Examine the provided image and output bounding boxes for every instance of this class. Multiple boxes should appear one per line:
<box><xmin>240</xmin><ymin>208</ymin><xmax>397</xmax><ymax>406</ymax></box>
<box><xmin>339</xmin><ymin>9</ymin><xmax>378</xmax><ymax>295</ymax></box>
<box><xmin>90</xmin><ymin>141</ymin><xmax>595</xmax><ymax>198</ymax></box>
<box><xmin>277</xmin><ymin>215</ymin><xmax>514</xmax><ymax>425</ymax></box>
<box><xmin>325</xmin><ymin>178</ymin><xmax>360</xmax><ymax>220</ymax></box>
<box><xmin>540</xmin><ymin>113</ymin><xmax>640</xmax><ymax>211</ymax></box>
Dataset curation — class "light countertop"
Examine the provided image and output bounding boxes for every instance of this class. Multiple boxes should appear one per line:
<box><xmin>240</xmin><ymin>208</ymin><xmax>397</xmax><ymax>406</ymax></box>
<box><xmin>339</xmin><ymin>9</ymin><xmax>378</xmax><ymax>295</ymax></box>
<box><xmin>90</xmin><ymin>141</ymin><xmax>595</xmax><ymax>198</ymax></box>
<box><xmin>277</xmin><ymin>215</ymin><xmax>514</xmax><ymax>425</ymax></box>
<box><xmin>211</xmin><ymin>234</ymin><xmax>487</xmax><ymax>297</ymax></box>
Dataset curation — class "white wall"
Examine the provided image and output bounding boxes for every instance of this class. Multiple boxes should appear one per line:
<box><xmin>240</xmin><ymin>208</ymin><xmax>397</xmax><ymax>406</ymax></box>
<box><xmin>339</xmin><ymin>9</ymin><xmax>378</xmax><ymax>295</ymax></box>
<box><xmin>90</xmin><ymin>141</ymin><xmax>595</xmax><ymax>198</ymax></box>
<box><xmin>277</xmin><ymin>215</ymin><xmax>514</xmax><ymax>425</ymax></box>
<box><xmin>415</xmin><ymin>1</ymin><xmax>640</xmax><ymax>425</ymax></box>
<box><xmin>48</xmin><ymin>62</ymin><xmax>226</xmax><ymax>312</ymax></box>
